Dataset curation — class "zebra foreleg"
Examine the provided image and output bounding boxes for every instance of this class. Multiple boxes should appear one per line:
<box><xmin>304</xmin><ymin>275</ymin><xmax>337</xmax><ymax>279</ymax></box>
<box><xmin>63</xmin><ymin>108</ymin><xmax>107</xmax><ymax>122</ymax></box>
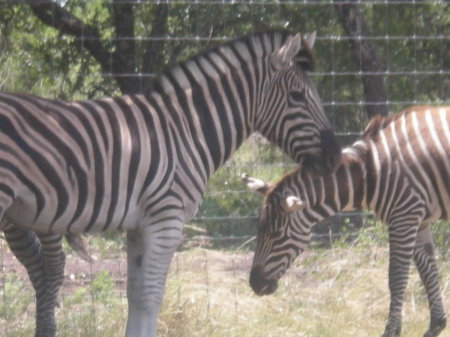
<box><xmin>125</xmin><ymin>217</ymin><xmax>183</xmax><ymax>337</ymax></box>
<box><xmin>382</xmin><ymin>223</ymin><xmax>419</xmax><ymax>337</ymax></box>
<box><xmin>3</xmin><ymin>225</ymin><xmax>62</xmax><ymax>337</ymax></box>
<box><xmin>414</xmin><ymin>227</ymin><xmax>446</xmax><ymax>337</ymax></box>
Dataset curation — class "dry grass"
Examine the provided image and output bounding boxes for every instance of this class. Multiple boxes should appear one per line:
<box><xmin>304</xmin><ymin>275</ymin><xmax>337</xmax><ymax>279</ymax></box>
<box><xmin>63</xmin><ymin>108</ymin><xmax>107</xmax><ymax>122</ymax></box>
<box><xmin>159</xmin><ymin>245</ymin><xmax>450</xmax><ymax>337</ymax></box>
<box><xmin>1</xmin><ymin>242</ymin><xmax>450</xmax><ymax>337</ymax></box>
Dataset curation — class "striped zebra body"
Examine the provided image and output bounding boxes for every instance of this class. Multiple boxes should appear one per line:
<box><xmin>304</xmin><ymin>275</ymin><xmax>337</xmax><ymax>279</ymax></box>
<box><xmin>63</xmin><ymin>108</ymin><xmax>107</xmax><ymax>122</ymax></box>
<box><xmin>0</xmin><ymin>30</ymin><xmax>341</xmax><ymax>337</ymax></box>
<box><xmin>1</xmin><ymin>94</ymin><xmax>174</xmax><ymax>233</ymax></box>
<box><xmin>245</xmin><ymin>106</ymin><xmax>450</xmax><ymax>337</ymax></box>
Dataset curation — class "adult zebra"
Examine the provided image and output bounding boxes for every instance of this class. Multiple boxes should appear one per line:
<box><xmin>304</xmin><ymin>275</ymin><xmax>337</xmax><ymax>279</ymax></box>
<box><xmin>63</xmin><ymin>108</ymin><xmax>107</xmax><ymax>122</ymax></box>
<box><xmin>243</xmin><ymin>106</ymin><xmax>450</xmax><ymax>337</ymax></box>
<box><xmin>0</xmin><ymin>30</ymin><xmax>341</xmax><ymax>337</ymax></box>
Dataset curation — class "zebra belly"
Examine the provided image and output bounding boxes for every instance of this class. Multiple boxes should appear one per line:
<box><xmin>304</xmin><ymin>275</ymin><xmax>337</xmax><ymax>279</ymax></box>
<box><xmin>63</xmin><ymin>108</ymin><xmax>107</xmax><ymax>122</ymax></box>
<box><xmin>4</xmin><ymin>194</ymin><xmax>146</xmax><ymax>234</ymax></box>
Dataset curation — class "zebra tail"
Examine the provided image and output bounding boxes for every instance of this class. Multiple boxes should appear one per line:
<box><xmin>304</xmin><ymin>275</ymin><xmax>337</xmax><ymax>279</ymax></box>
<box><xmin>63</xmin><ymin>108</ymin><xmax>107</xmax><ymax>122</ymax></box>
<box><xmin>65</xmin><ymin>234</ymin><xmax>94</xmax><ymax>263</ymax></box>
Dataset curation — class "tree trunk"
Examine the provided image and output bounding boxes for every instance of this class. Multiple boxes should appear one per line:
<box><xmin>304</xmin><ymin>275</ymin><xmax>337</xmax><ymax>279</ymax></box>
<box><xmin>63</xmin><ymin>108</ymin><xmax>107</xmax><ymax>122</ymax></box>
<box><xmin>334</xmin><ymin>1</ymin><xmax>388</xmax><ymax>119</ymax></box>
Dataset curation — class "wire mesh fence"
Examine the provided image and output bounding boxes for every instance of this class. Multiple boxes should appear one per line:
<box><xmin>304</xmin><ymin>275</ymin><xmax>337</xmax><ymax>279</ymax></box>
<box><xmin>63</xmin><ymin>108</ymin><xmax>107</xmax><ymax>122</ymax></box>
<box><xmin>0</xmin><ymin>0</ymin><xmax>449</xmax><ymax>336</ymax></box>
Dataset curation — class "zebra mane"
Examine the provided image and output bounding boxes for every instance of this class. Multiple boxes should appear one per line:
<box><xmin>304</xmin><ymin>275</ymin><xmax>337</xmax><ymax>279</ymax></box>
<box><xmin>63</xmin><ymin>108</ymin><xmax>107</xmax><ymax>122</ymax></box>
<box><xmin>150</xmin><ymin>30</ymin><xmax>315</xmax><ymax>93</ymax></box>
<box><xmin>362</xmin><ymin>105</ymin><xmax>436</xmax><ymax>139</ymax></box>
<box><xmin>362</xmin><ymin>115</ymin><xmax>396</xmax><ymax>138</ymax></box>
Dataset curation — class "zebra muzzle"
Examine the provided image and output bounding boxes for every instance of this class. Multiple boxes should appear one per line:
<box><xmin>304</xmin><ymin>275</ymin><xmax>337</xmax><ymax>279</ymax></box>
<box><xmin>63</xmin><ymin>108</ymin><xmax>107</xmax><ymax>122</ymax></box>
<box><xmin>302</xmin><ymin>129</ymin><xmax>342</xmax><ymax>175</ymax></box>
<box><xmin>249</xmin><ymin>266</ymin><xmax>278</xmax><ymax>296</ymax></box>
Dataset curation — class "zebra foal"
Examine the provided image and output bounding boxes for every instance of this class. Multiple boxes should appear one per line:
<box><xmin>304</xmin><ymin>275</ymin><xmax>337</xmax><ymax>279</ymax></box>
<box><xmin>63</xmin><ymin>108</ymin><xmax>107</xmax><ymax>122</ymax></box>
<box><xmin>0</xmin><ymin>30</ymin><xmax>341</xmax><ymax>337</ymax></box>
<box><xmin>244</xmin><ymin>106</ymin><xmax>450</xmax><ymax>337</ymax></box>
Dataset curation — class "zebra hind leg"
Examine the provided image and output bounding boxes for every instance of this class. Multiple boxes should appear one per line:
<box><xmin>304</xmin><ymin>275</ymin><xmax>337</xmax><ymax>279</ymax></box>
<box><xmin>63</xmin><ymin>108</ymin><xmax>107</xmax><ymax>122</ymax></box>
<box><xmin>5</xmin><ymin>227</ymin><xmax>66</xmax><ymax>337</ymax></box>
<box><xmin>4</xmin><ymin>224</ymin><xmax>56</xmax><ymax>337</ymax></box>
<box><xmin>36</xmin><ymin>232</ymin><xmax>66</xmax><ymax>337</ymax></box>
<box><xmin>414</xmin><ymin>227</ymin><xmax>447</xmax><ymax>337</ymax></box>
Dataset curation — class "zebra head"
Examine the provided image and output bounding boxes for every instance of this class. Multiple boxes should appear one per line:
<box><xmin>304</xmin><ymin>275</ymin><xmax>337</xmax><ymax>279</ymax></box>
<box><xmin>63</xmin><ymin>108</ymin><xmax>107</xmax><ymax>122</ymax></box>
<box><xmin>242</xmin><ymin>173</ymin><xmax>313</xmax><ymax>296</ymax></box>
<box><xmin>255</xmin><ymin>32</ymin><xmax>341</xmax><ymax>175</ymax></box>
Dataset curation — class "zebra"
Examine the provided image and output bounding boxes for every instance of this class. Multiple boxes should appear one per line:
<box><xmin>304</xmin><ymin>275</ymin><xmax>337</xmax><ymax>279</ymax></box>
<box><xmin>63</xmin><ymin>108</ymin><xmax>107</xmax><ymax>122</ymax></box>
<box><xmin>243</xmin><ymin>105</ymin><xmax>450</xmax><ymax>337</ymax></box>
<box><xmin>0</xmin><ymin>30</ymin><xmax>341</xmax><ymax>337</ymax></box>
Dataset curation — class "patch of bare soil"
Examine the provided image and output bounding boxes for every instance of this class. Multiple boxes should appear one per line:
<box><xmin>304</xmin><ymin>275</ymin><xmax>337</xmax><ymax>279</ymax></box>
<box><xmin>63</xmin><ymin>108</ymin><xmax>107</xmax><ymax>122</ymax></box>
<box><xmin>0</xmin><ymin>241</ymin><xmax>127</xmax><ymax>294</ymax></box>
<box><xmin>0</xmin><ymin>240</ymin><xmax>253</xmax><ymax>294</ymax></box>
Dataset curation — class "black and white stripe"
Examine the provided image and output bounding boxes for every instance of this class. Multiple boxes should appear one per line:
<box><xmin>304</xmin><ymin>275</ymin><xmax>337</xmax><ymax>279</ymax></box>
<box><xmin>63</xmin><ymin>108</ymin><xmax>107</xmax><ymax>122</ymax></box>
<box><xmin>247</xmin><ymin>106</ymin><xmax>449</xmax><ymax>337</ymax></box>
<box><xmin>0</xmin><ymin>30</ymin><xmax>341</xmax><ymax>337</ymax></box>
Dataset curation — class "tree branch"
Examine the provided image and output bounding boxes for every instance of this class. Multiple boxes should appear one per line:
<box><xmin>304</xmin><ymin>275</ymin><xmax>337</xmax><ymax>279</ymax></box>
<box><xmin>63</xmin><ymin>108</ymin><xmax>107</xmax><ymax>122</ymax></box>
<box><xmin>27</xmin><ymin>1</ymin><xmax>113</xmax><ymax>75</ymax></box>
<box><xmin>334</xmin><ymin>0</ymin><xmax>388</xmax><ymax>118</ymax></box>
<box><xmin>27</xmin><ymin>0</ymin><xmax>143</xmax><ymax>94</ymax></box>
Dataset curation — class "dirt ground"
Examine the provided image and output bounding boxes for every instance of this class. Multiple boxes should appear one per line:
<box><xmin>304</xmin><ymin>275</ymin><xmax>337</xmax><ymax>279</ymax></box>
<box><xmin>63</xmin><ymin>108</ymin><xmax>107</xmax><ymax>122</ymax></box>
<box><xmin>0</xmin><ymin>239</ymin><xmax>124</xmax><ymax>296</ymax></box>
<box><xmin>0</xmin><ymin>239</ymin><xmax>254</xmax><ymax>294</ymax></box>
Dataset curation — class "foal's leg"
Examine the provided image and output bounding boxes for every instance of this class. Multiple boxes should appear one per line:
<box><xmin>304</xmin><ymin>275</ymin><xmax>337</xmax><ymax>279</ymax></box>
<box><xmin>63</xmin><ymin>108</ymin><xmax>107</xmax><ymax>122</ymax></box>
<box><xmin>414</xmin><ymin>226</ymin><xmax>446</xmax><ymax>337</ymax></box>
<box><xmin>382</xmin><ymin>221</ymin><xmax>419</xmax><ymax>337</ymax></box>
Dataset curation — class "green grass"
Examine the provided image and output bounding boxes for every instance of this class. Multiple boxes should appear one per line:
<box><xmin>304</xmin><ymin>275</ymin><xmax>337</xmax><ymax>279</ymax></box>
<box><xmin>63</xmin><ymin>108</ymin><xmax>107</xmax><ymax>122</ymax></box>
<box><xmin>1</xmin><ymin>240</ymin><xmax>449</xmax><ymax>337</ymax></box>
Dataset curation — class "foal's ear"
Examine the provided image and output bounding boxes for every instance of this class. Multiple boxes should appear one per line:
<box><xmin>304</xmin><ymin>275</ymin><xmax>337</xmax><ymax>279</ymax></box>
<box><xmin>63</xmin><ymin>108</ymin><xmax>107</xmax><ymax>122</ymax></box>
<box><xmin>281</xmin><ymin>195</ymin><xmax>307</xmax><ymax>213</ymax></box>
<box><xmin>241</xmin><ymin>173</ymin><xmax>272</xmax><ymax>195</ymax></box>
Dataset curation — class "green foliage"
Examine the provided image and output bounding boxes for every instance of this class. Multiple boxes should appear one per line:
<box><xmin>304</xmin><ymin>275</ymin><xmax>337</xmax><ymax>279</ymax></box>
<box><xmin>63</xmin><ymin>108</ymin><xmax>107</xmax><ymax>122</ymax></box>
<box><xmin>90</xmin><ymin>270</ymin><xmax>115</xmax><ymax>303</ymax></box>
<box><xmin>57</xmin><ymin>271</ymin><xmax>125</xmax><ymax>336</ymax></box>
<box><xmin>0</xmin><ymin>5</ymin><xmax>117</xmax><ymax>99</ymax></box>
<box><xmin>0</xmin><ymin>275</ymin><xmax>32</xmax><ymax>320</ymax></box>
<box><xmin>431</xmin><ymin>220</ymin><xmax>450</xmax><ymax>258</ymax></box>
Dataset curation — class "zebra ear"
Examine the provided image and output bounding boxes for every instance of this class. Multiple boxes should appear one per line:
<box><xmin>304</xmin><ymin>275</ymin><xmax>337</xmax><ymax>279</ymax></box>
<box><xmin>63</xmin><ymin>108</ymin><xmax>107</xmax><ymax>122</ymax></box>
<box><xmin>270</xmin><ymin>33</ymin><xmax>302</xmax><ymax>70</ymax></box>
<box><xmin>281</xmin><ymin>195</ymin><xmax>307</xmax><ymax>213</ymax></box>
<box><xmin>303</xmin><ymin>31</ymin><xmax>316</xmax><ymax>50</ymax></box>
<box><xmin>241</xmin><ymin>173</ymin><xmax>272</xmax><ymax>195</ymax></box>
<box><xmin>294</xmin><ymin>32</ymin><xmax>316</xmax><ymax>72</ymax></box>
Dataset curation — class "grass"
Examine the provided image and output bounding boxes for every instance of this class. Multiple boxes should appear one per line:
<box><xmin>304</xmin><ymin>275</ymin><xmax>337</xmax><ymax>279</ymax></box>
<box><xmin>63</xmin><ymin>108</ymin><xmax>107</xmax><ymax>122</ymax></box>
<box><xmin>1</xmin><ymin>238</ymin><xmax>450</xmax><ymax>337</ymax></box>
<box><xmin>160</xmin><ymin>246</ymin><xmax>450</xmax><ymax>337</ymax></box>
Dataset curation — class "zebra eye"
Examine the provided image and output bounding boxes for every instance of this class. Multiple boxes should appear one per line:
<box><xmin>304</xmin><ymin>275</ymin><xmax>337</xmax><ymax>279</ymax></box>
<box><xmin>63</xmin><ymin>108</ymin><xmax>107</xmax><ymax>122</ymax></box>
<box><xmin>289</xmin><ymin>90</ymin><xmax>305</xmax><ymax>102</ymax></box>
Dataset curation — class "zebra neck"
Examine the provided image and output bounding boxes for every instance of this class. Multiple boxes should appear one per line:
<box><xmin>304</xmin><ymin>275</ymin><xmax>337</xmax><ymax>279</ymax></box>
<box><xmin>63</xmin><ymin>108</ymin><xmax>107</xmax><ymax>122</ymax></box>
<box><xmin>293</xmin><ymin>142</ymin><xmax>368</xmax><ymax>219</ymax></box>
<box><xmin>317</xmin><ymin>148</ymin><xmax>368</xmax><ymax>214</ymax></box>
<box><xmin>150</xmin><ymin>60</ymin><xmax>258</xmax><ymax>178</ymax></box>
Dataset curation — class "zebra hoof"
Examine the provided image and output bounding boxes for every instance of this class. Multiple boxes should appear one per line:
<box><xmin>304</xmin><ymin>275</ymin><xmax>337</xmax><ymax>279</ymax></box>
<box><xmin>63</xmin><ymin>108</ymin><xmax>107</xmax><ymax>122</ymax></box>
<box><xmin>423</xmin><ymin>316</ymin><xmax>447</xmax><ymax>337</ymax></box>
<box><xmin>381</xmin><ymin>324</ymin><xmax>401</xmax><ymax>337</ymax></box>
